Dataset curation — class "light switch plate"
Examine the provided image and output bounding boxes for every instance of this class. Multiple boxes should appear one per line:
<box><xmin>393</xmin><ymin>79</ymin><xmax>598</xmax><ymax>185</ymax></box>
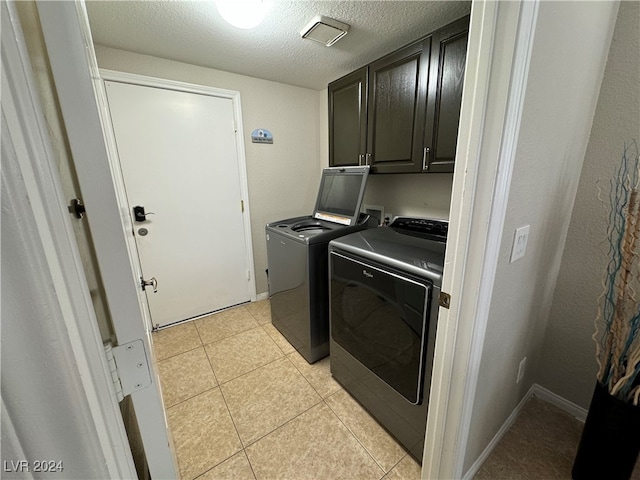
<box><xmin>510</xmin><ymin>225</ymin><xmax>530</xmax><ymax>263</ymax></box>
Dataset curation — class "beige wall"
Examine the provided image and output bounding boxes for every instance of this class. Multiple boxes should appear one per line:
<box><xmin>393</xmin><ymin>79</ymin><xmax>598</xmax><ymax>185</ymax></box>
<box><xmin>538</xmin><ymin>1</ymin><xmax>640</xmax><ymax>408</ymax></box>
<box><xmin>95</xmin><ymin>46</ymin><xmax>322</xmax><ymax>296</ymax></box>
<box><xmin>362</xmin><ymin>174</ymin><xmax>453</xmax><ymax>221</ymax></box>
<box><xmin>463</xmin><ymin>1</ymin><xmax>618</xmax><ymax>472</ymax></box>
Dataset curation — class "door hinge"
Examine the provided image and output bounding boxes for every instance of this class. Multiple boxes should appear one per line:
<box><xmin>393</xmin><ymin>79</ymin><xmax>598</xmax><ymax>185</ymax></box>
<box><xmin>104</xmin><ymin>340</ymin><xmax>151</xmax><ymax>401</ymax></box>
<box><xmin>439</xmin><ymin>291</ymin><xmax>451</xmax><ymax>309</ymax></box>
<box><xmin>241</xmin><ymin>200</ymin><xmax>244</xmax><ymax>213</ymax></box>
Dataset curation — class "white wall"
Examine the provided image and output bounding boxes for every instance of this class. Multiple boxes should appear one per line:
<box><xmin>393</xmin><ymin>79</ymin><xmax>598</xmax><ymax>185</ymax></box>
<box><xmin>538</xmin><ymin>1</ymin><xmax>640</xmax><ymax>409</ymax></box>
<box><xmin>94</xmin><ymin>46</ymin><xmax>322</xmax><ymax>296</ymax></box>
<box><xmin>463</xmin><ymin>1</ymin><xmax>618</xmax><ymax>471</ymax></box>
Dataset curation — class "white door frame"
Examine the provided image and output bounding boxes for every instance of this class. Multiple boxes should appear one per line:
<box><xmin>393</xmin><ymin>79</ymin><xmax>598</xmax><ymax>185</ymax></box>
<box><xmin>98</xmin><ymin>69</ymin><xmax>257</xmax><ymax>319</ymax></box>
<box><xmin>35</xmin><ymin>1</ymin><xmax>178</xmax><ymax>477</ymax></box>
<box><xmin>423</xmin><ymin>1</ymin><xmax>539</xmax><ymax>478</ymax></box>
<box><xmin>2</xmin><ymin>1</ymin><xmax>136</xmax><ymax>477</ymax></box>
<box><xmin>32</xmin><ymin>0</ymin><xmax>541</xmax><ymax>478</ymax></box>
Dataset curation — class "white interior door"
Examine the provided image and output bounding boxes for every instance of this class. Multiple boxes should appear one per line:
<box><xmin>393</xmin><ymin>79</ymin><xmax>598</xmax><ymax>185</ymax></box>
<box><xmin>104</xmin><ymin>81</ymin><xmax>251</xmax><ymax>328</ymax></box>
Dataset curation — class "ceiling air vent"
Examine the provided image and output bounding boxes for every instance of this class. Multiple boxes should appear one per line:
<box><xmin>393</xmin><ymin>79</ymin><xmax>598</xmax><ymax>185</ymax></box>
<box><xmin>300</xmin><ymin>16</ymin><xmax>349</xmax><ymax>47</ymax></box>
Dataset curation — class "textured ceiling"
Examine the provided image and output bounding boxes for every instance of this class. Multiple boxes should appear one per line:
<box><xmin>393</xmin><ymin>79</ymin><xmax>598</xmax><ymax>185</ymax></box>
<box><xmin>86</xmin><ymin>1</ymin><xmax>471</xmax><ymax>91</ymax></box>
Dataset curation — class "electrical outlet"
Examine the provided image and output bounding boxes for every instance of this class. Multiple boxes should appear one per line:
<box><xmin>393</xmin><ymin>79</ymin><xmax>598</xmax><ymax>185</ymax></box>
<box><xmin>517</xmin><ymin>357</ymin><xmax>527</xmax><ymax>384</ymax></box>
<box><xmin>510</xmin><ymin>225</ymin><xmax>530</xmax><ymax>263</ymax></box>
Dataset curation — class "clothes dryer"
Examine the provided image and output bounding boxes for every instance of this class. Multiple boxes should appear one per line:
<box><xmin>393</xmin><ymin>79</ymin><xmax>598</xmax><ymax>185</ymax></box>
<box><xmin>328</xmin><ymin>217</ymin><xmax>448</xmax><ymax>461</ymax></box>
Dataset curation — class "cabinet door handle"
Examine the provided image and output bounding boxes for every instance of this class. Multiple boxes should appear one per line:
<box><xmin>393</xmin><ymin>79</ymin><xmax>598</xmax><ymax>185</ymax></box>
<box><xmin>422</xmin><ymin>147</ymin><xmax>430</xmax><ymax>171</ymax></box>
<box><xmin>359</xmin><ymin>154</ymin><xmax>364</xmax><ymax>165</ymax></box>
<box><xmin>365</xmin><ymin>153</ymin><xmax>372</xmax><ymax>166</ymax></box>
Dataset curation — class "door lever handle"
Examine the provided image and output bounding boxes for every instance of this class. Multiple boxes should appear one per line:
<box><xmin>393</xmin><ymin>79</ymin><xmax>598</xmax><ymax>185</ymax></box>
<box><xmin>140</xmin><ymin>276</ymin><xmax>158</xmax><ymax>293</ymax></box>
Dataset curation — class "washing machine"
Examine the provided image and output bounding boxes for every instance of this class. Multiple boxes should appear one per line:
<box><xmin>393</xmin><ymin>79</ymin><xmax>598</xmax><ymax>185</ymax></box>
<box><xmin>266</xmin><ymin>166</ymin><xmax>374</xmax><ymax>363</ymax></box>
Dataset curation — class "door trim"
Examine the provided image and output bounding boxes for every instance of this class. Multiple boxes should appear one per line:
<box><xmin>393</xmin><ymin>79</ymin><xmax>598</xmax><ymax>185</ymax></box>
<box><xmin>2</xmin><ymin>1</ymin><xmax>136</xmax><ymax>476</ymax></box>
<box><xmin>422</xmin><ymin>1</ymin><xmax>539</xmax><ymax>478</ymax></box>
<box><xmin>35</xmin><ymin>1</ymin><xmax>179</xmax><ymax>477</ymax></box>
<box><xmin>99</xmin><ymin>69</ymin><xmax>258</xmax><ymax>307</ymax></box>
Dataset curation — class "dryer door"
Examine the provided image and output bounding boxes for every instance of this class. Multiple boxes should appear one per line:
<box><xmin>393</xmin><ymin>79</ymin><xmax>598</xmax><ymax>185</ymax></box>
<box><xmin>330</xmin><ymin>251</ymin><xmax>432</xmax><ymax>404</ymax></box>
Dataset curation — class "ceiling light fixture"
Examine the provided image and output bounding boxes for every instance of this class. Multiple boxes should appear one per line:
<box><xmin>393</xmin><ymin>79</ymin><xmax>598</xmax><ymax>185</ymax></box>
<box><xmin>215</xmin><ymin>0</ymin><xmax>270</xmax><ymax>30</ymax></box>
<box><xmin>300</xmin><ymin>16</ymin><xmax>350</xmax><ymax>47</ymax></box>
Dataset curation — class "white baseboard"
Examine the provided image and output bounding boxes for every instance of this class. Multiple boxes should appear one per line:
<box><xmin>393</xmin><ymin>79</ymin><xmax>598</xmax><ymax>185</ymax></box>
<box><xmin>530</xmin><ymin>383</ymin><xmax>588</xmax><ymax>422</ymax></box>
<box><xmin>462</xmin><ymin>384</ymin><xmax>536</xmax><ymax>480</ymax></box>
<box><xmin>255</xmin><ymin>292</ymin><xmax>269</xmax><ymax>301</ymax></box>
<box><xmin>462</xmin><ymin>383</ymin><xmax>587</xmax><ymax>480</ymax></box>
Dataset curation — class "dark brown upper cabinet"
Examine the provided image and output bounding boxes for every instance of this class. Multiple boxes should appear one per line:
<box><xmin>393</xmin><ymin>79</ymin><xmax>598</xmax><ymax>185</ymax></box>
<box><xmin>423</xmin><ymin>16</ymin><xmax>469</xmax><ymax>173</ymax></box>
<box><xmin>328</xmin><ymin>68</ymin><xmax>368</xmax><ymax>167</ymax></box>
<box><xmin>366</xmin><ymin>37</ymin><xmax>431</xmax><ymax>173</ymax></box>
<box><xmin>328</xmin><ymin>15</ymin><xmax>469</xmax><ymax>174</ymax></box>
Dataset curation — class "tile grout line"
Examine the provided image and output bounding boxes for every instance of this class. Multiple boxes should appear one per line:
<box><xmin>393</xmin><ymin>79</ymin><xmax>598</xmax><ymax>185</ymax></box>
<box><xmin>155</xmin><ymin>343</ymin><xmax>203</xmax><ymax>363</ymax></box>
<box><xmin>163</xmin><ymin>385</ymin><xmax>218</xmax><ymax>412</ymax></box>
<box><xmin>166</xmin><ymin>385</ymin><xmax>249</xmax><ymax>480</ymax></box>
<box><xmin>242</xmin><ymin>449</ymin><xmax>259</xmax><ymax>480</ymax></box>
<box><xmin>223</xmin><ymin>355</ymin><xmax>324</xmax><ymax>451</ymax></box>
<box><xmin>199</xmin><ymin>342</ymin><xmax>249</xmax><ymax>463</ymax></box>
<box><xmin>212</xmin><ymin>355</ymin><xmax>324</xmax><ymax>479</ymax></box>
<box><xmin>153</xmin><ymin>321</ymin><xmax>203</xmax><ymax>362</ymax></box>
<box><xmin>260</xmin><ymin>323</ymin><xmax>295</xmax><ymax>356</ymax></box>
<box><xmin>242</xmin><ymin>393</ymin><xmax>325</xmax><ymax>451</ymax></box>
<box><xmin>211</xmin><ymin>346</ymin><xmax>287</xmax><ymax>388</ymax></box>
<box><xmin>192</xmin><ymin>318</ymin><xmax>206</xmax><ymax>346</ymax></box>
<box><xmin>216</xmin><ymin>384</ymin><xmax>251</xmax><ymax>466</ymax></box>
<box><xmin>200</xmin><ymin>341</ymin><xmax>220</xmax><ymax>389</ymax></box>
<box><xmin>217</xmin><ymin>375</ymin><xmax>250</xmax><ymax>449</ymax></box>
<box><xmin>154</xmin><ymin>300</ymin><xmax>269</xmax><ymax>355</ymax></box>
<box><xmin>194</xmin><ymin>309</ymin><xmax>260</xmax><ymax>347</ymax></box>
<box><xmin>285</xmin><ymin>351</ymin><xmax>332</xmax><ymax>400</ymax></box>
<box><xmin>199</xmin><ymin>323</ymin><xmax>267</xmax><ymax>350</ymax></box>
<box><xmin>323</xmin><ymin>392</ymin><xmax>394</xmax><ymax>476</ymax></box>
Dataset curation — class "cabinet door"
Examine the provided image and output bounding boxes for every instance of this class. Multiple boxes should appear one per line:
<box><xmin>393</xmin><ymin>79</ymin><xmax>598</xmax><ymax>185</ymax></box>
<box><xmin>424</xmin><ymin>16</ymin><xmax>469</xmax><ymax>173</ymax></box>
<box><xmin>328</xmin><ymin>68</ymin><xmax>368</xmax><ymax>167</ymax></box>
<box><xmin>367</xmin><ymin>38</ymin><xmax>431</xmax><ymax>174</ymax></box>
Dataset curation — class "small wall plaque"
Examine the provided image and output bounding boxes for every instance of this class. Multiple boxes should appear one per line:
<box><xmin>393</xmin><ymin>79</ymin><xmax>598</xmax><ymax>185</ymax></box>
<box><xmin>251</xmin><ymin>129</ymin><xmax>273</xmax><ymax>144</ymax></box>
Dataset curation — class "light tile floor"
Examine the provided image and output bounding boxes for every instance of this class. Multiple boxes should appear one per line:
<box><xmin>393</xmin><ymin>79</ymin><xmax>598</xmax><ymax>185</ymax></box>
<box><xmin>155</xmin><ymin>300</ymin><xmax>638</xmax><ymax>480</ymax></box>
<box><xmin>152</xmin><ymin>300</ymin><xmax>421</xmax><ymax>480</ymax></box>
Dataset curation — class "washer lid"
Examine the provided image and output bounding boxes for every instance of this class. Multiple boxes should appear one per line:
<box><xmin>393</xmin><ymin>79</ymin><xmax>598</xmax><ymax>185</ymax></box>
<box><xmin>312</xmin><ymin>166</ymin><xmax>370</xmax><ymax>226</ymax></box>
